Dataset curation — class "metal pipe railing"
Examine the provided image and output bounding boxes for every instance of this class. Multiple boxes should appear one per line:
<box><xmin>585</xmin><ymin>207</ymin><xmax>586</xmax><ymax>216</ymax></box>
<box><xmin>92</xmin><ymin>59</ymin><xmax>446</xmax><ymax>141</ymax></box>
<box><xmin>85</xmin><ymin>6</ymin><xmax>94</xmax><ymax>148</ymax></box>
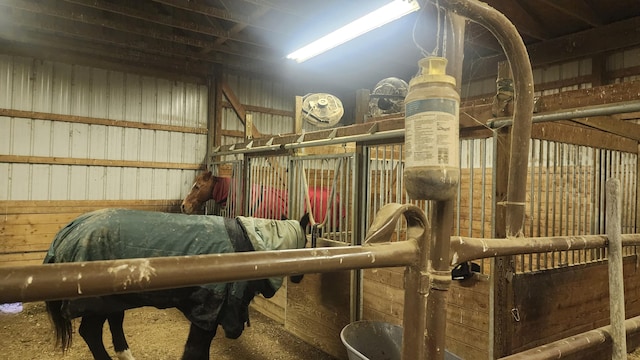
<box><xmin>499</xmin><ymin>315</ymin><xmax>640</xmax><ymax>360</ymax></box>
<box><xmin>450</xmin><ymin>233</ymin><xmax>640</xmax><ymax>266</ymax></box>
<box><xmin>439</xmin><ymin>0</ymin><xmax>534</xmax><ymax>239</ymax></box>
<box><xmin>489</xmin><ymin>100</ymin><xmax>640</xmax><ymax>128</ymax></box>
<box><xmin>0</xmin><ymin>240</ymin><xmax>419</xmax><ymax>304</ymax></box>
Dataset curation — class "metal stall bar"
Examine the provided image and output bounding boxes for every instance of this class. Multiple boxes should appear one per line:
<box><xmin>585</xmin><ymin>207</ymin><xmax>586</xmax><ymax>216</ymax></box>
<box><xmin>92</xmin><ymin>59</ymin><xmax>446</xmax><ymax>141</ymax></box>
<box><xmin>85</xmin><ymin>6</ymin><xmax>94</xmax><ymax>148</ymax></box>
<box><xmin>0</xmin><ymin>240</ymin><xmax>420</xmax><ymax>304</ymax></box>
<box><xmin>450</xmin><ymin>233</ymin><xmax>640</xmax><ymax>266</ymax></box>
<box><xmin>489</xmin><ymin>100</ymin><xmax>640</xmax><ymax>129</ymax></box>
<box><xmin>499</xmin><ymin>315</ymin><xmax>640</xmax><ymax>360</ymax></box>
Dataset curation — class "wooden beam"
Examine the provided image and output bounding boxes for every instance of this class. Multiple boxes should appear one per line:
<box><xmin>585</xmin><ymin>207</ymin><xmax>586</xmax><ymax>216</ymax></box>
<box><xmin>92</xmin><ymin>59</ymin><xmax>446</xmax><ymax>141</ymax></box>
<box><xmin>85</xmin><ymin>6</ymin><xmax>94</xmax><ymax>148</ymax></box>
<box><xmin>460</xmin><ymin>80</ymin><xmax>640</xmax><ymax>128</ymax></box>
<box><xmin>221</xmin><ymin>101</ymin><xmax>294</xmax><ymax>118</ymax></box>
<box><xmin>0</xmin><ymin>155</ymin><xmax>205</xmax><ymax>170</ymax></box>
<box><xmin>0</xmin><ymin>36</ymin><xmax>208</xmax><ymax>83</ymax></box>
<box><xmin>538</xmin><ymin>0</ymin><xmax>603</xmax><ymax>27</ymax></box>
<box><xmin>0</xmin><ymin>108</ymin><xmax>208</xmax><ymax>134</ymax></box>
<box><xmin>570</xmin><ymin>116</ymin><xmax>640</xmax><ymax>142</ymax></box>
<box><xmin>465</xmin><ymin>16</ymin><xmax>640</xmax><ymax>81</ymax></box>
<box><xmin>220</xmin><ymin>80</ymin><xmax>262</xmax><ymax>138</ymax></box>
<box><xmin>2</xmin><ymin>0</ymin><xmax>274</xmax><ymax>62</ymax></box>
<box><xmin>151</xmin><ymin>0</ymin><xmax>287</xmax><ymax>35</ymax></box>
<box><xmin>490</xmin><ymin>0</ymin><xmax>551</xmax><ymax>41</ymax></box>
<box><xmin>531</xmin><ymin>122</ymin><xmax>638</xmax><ymax>153</ymax></box>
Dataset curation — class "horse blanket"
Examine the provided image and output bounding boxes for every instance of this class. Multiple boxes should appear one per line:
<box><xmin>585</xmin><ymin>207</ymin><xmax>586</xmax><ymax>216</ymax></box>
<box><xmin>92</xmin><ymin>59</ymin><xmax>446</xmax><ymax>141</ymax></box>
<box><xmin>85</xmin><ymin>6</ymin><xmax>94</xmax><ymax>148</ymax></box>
<box><xmin>44</xmin><ymin>208</ymin><xmax>305</xmax><ymax>338</ymax></box>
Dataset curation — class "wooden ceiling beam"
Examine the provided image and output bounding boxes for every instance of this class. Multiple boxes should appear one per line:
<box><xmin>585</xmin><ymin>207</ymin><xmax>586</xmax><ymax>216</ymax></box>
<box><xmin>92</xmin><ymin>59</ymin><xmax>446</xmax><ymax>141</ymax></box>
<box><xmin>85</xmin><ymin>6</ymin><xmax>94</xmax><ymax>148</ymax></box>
<box><xmin>571</xmin><ymin>116</ymin><xmax>640</xmax><ymax>141</ymax></box>
<box><xmin>63</xmin><ymin>0</ymin><xmax>264</xmax><ymax>48</ymax></box>
<box><xmin>2</xmin><ymin>0</ymin><xmax>277</xmax><ymax>62</ymax></box>
<box><xmin>464</xmin><ymin>16</ymin><xmax>640</xmax><ymax>81</ymax></box>
<box><xmin>490</xmin><ymin>0</ymin><xmax>551</xmax><ymax>41</ymax></box>
<box><xmin>0</xmin><ymin>33</ymin><xmax>211</xmax><ymax>78</ymax></box>
<box><xmin>151</xmin><ymin>0</ymin><xmax>287</xmax><ymax>35</ymax></box>
<box><xmin>538</xmin><ymin>0</ymin><xmax>603</xmax><ymax>27</ymax></box>
<box><xmin>0</xmin><ymin>9</ymin><xmax>270</xmax><ymax>74</ymax></box>
<box><xmin>213</xmin><ymin>6</ymin><xmax>271</xmax><ymax>48</ymax></box>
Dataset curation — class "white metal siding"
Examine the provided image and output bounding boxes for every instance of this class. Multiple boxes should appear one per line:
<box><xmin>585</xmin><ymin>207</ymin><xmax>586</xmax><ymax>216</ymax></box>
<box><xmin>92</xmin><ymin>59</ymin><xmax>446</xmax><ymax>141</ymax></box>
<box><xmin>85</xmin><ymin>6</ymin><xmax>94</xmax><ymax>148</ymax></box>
<box><xmin>0</xmin><ymin>54</ymin><xmax>208</xmax><ymax>201</ymax></box>
<box><xmin>223</xmin><ymin>73</ymin><xmax>295</xmax><ymax>139</ymax></box>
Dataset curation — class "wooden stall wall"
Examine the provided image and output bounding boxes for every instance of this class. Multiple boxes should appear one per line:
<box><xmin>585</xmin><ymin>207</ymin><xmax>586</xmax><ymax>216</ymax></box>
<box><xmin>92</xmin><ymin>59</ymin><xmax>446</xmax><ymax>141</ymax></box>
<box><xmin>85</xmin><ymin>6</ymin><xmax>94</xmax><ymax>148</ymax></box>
<box><xmin>0</xmin><ymin>54</ymin><xmax>208</xmax><ymax>266</ymax></box>
<box><xmin>511</xmin><ymin>255</ymin><xmax>640</xmax><ymax>357</ymax></box>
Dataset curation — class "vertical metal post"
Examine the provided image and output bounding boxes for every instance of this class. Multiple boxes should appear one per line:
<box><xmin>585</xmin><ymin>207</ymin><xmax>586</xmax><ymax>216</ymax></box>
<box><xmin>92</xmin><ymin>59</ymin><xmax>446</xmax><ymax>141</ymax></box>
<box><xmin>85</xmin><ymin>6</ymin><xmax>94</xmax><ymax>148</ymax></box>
<box><xmin>426</xmin><ymin>199</ymin><xmax>455</xmax><ymax>358</ymax></box>
<box><xmin>401</xmin><ymin>11</ymin><xmax>465</xmax><ymax>360</ymax></box>
<box><xmin>606</xmin><ymin>178</ymin><xmax>628</xmax><ymax>360</ymax></box>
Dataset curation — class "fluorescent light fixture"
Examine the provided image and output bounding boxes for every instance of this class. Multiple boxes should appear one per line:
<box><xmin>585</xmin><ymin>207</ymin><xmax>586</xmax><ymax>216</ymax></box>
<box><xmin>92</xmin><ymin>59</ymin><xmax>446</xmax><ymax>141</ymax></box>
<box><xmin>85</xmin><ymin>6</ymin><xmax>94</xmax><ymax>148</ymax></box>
<box><xmin>286</xmin><ymin>0</ymin><xmax>420</xmax><ymax>63</ymax></box>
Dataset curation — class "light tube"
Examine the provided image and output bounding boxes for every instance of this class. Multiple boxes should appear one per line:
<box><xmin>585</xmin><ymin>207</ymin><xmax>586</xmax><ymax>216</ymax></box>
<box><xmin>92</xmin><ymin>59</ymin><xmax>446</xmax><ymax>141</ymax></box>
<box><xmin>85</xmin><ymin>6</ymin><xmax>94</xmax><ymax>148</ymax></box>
<box><xmin>286</xmin><ymin>0</ymin><xmax>420</xmax><ymax>63</ymax></box>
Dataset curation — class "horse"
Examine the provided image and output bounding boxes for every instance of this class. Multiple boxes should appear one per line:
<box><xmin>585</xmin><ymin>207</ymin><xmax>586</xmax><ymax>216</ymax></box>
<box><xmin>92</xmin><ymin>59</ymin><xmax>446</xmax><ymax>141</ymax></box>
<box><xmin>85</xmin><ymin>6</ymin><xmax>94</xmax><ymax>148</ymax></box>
<box><xmin>44</xmin><ymin>208</ymin><xmax>310</xmax><ymax>360</ymax></box>
<box><xmin>181</xmin><ymin>171</ymin><xmax>231</xmax><ymax>215</ymax></box>
<box><xmin>181</xmin><ymin>171</ymin><xmax>344</xmax><ymax>226</ymax></box>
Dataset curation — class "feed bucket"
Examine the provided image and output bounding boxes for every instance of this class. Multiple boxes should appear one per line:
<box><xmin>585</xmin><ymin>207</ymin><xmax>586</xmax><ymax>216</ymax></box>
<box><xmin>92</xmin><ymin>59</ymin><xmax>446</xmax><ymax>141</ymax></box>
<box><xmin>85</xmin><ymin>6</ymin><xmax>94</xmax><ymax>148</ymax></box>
<box><xmin>340</xmin><ymin>320</ymin><xmax>462</xmax><ymax>360</ymax></box>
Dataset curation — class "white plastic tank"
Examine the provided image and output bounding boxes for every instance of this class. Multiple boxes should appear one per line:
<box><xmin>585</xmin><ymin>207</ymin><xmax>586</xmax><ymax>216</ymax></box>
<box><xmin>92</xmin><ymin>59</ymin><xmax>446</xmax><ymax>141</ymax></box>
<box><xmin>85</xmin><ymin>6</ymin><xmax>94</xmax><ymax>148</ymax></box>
<box><xmin>404</xmin><ymin>57</ymin><xmax>460</xmax><ymax>200</ymax></box>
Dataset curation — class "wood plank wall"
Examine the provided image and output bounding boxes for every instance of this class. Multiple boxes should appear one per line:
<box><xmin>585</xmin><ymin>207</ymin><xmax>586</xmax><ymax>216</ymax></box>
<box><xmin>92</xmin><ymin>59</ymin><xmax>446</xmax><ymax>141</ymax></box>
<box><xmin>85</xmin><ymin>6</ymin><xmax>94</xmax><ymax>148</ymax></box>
<box><xmin>362</xmin><ymin>267</ymin><xmax>491</xmax><ymax>360</ymax></box>
<box><xmin>512</xmin><ymin>255</ymin><xmax>640</xmax><ymax>357</ymax></box>
<box><xmin>0</xmin><ymin>200</ymin><xmax>181</xmax><ymax>267</ymax></box>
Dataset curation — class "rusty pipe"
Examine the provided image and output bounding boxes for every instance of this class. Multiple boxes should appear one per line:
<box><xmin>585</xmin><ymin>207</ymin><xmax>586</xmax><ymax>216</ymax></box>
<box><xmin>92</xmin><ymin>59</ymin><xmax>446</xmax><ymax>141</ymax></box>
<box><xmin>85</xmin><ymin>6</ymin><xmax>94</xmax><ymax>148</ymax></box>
<box><xmin>499</xmin><ymin>315</ymin><xmax>640</xmax><ymax>360</ymax></box>
<box><xmin>449</xmin><ymin>233</ymin><xmax>640</xmax><ymax>266</ymax></box>
<box><xmin>0</xmin><ymin>241</ymin><xmax>419</xmax><ymax>304</ymax></box>
<box><xmin>438</xmin><ymin>0</ymin><xmax>534</xmax><ymax>237</ymax></box>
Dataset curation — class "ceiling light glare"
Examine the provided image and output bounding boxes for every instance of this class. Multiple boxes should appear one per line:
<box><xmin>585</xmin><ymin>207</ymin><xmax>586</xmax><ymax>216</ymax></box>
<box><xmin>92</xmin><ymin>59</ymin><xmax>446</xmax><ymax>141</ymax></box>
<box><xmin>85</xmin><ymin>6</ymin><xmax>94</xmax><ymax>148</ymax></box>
<box><xmin>286</xmin><ymin>0</ymin><xmax>420</xmax><ymax>63</ymax></box>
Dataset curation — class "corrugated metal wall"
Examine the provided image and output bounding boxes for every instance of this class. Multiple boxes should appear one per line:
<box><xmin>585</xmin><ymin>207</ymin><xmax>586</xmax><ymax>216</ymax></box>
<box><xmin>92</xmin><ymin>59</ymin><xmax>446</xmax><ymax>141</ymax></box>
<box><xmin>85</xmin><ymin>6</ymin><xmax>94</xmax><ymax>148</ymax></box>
<box><xmin>221</xmin><ymin>72</ymin><xmax>295</xmax><ymax>146</ymax></box>
<box><xmin>0</xmin><ymin>55</ymin><xmax>208</xmax><ymax>201</ymax></box>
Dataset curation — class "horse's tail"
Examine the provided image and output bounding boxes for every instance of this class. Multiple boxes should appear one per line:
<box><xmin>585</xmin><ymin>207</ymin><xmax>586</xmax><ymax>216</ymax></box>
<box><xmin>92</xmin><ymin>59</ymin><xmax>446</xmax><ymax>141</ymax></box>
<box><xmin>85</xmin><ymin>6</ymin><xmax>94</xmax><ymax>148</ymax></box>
<box><xmin>45</xmin><ymin>300</ymin><xmax>73</xmax><ymax>352</ymax></box>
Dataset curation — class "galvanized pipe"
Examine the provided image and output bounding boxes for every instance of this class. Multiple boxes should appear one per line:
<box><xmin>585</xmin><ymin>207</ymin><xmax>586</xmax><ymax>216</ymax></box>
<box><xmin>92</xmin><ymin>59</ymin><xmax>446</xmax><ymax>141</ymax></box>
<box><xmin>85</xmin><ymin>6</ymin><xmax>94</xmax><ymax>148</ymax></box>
<box><xmin>499</xmin><ymin>315</ymin><xmax>640</xmax><ymax>360</ymax></box>
<box><xmin>439</xmin><ymin>0</ymin><xmax>534</xmax><ymax>239</ymax></box>
<box><xmin>606</xmin><ymin>178</ymin><xmax>628</xmax><ymax>359</ymax></box>
<box><xmin>489</xmin><ymin>100</ymin><xmax>640</xmax><ymax>128</ymax></box>
<box><xmin>0</xmin><ymin>241</ymin><xmax>419</xmax><ymax>304</ymax></box>
<box><xmin>212</xmin><ymin>129</ymin><xmax>404</xmax><ymax>156</ymax></box>
<box><xmin>425</xmin><ymin>199</ymin><xmax>456</xmax><ymax>360</ymax></box>
<box><xmin>450</xmin><ymin>233</ymin><xmax>640</xmax><ymax>265</ymax></box>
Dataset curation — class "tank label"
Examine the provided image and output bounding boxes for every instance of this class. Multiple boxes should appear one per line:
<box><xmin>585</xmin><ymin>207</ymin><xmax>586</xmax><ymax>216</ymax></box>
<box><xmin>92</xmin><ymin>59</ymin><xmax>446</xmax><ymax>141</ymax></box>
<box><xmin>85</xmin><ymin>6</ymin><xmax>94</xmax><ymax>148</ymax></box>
<box><xmin>406</xmin><ymin>98</ymin><xmax>457</xmax><ymax>117</ymax></box>
<box><xmin>405</xmin><ymin>98</ymin><xmax>459</xmax><ymax>168</ymax></box>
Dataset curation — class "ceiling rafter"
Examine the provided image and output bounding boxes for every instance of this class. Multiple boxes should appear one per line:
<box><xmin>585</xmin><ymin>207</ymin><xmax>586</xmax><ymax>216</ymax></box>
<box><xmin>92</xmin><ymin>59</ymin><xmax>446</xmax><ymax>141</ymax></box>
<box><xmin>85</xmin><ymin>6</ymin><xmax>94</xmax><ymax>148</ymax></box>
<box><xmin>1</xmin><ymin>0</ymin><xmax>279</xmax><ymax>62</ymax></box>
<box><xmin>464</xmin><ymin>16</ymin><xmax>640</xmax><ymax>81</ymax></box>
<box><xmin>213</xmin><ymin>5</ymin><xmax>271</xmax><ymax>48</ymax></box>
<box><xmin>0</xmin><ymin>30</ymin><xmax>212</xmax><ymax>76</ymax></box>
<box><xmin>63</xmin><ymin>0</ymin><xmax>265</xmax><ymax>48</ymax></box>
<box><xmin>150</xmin><ymin>0</ymin><xmax>287</xmax><ymax>35</ymax></box>
<box><xmin>538</xmin><ymin>0</ymin><xmax>603</xmax><ymax>27</ymax></box>
<box><xmin>491</xmin><ymin>0</ymin><xmax>551</xmax><ymax>41</ymax></box>
<box><xmin>4</xmin><ymin>9</ymin><xmax>240</xmax><ymax>66</ymax></box>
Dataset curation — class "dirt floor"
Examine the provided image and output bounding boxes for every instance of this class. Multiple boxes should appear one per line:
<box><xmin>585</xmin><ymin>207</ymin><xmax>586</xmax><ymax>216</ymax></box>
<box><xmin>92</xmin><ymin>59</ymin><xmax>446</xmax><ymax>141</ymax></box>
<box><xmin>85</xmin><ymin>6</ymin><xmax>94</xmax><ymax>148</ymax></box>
<box><xmin>2</xmin><ymin>302</ymin><xmax>640</xmax><ymax>360</ymax></box>
<box><xmin>0</xmin><ymin>302</ymin><xmax>339</xmax><ymax>360</ymax></box>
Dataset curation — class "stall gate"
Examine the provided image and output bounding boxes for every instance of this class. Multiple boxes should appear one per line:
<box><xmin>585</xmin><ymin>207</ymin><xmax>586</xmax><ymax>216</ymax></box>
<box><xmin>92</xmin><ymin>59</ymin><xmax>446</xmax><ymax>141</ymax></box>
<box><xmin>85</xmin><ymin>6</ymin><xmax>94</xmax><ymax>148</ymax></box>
<box><xmin>210</xmin><ymin>133</ymin><xmax>638</xmax><ymax>359</ymax></box>
<box><xmin>211</xmin><ymin>152</ymin><xmax>356</xmax><ymax>244</ymax></box>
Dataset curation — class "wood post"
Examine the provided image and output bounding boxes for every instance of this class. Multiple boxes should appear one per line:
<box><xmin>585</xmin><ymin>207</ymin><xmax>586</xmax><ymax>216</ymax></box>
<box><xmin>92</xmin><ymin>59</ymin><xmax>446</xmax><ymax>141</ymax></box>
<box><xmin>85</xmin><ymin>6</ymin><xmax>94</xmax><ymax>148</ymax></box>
<box><xmin>606</xmin><ymin>178</ymin><xmax>628</xmax><ymax>359</ymax></box>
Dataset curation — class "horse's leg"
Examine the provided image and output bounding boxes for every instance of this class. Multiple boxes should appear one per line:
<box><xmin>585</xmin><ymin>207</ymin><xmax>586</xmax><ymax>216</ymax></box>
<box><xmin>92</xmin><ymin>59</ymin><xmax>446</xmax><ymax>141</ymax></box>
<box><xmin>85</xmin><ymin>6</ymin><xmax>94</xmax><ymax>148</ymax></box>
<box><xmin>78</xmin><ymin>315</ymin><xmax>111</xmax><ymax>360</ymax></box>
<box><xmin>181</xmin><ymin>323</ymin><xmax>216</xmax><ymax>360</ymax></box>
<box><xmin>107</xmin><ymin>311</ymin><xmax>135</xmax><ymax>360</ymax></box>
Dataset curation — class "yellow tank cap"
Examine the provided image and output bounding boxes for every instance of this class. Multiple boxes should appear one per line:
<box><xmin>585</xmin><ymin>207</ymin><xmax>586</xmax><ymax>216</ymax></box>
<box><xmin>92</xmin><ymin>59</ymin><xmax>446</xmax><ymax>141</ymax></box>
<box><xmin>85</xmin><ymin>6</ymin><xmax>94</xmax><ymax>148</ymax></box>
<box><xmin>409</xmin><ymin>56</ymin><xmax>456</xmax><ymax>87</ymax></box>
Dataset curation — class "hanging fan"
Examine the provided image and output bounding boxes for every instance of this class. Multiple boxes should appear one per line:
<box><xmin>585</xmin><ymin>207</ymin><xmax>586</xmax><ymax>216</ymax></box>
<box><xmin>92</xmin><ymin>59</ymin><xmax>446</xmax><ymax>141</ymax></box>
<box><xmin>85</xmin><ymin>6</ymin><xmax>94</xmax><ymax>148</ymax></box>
<box><xmin>369</xmin><ymin>77</ymin><xmax>408</xmax><ymax>117</ymax></box>
<box><xmin>301</xmin><ymin>93</ymin><xmax>344</xmax><ymax>130</ymax></box>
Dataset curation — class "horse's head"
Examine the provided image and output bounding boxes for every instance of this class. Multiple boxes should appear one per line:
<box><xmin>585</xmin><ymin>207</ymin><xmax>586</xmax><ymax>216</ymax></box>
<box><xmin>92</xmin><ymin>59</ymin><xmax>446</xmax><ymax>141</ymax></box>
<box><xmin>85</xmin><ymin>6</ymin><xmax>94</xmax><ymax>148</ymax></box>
<box><xmin>181</xmin><ymin>171</ymin><xmax>230</xmax><ymax>214</ymax></box>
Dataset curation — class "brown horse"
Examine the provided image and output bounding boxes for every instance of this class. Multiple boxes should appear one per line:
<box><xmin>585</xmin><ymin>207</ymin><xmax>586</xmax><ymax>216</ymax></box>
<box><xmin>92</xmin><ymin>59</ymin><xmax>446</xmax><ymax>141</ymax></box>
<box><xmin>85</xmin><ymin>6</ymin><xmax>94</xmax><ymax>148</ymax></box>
<box><xmin>182</xmin><ymin>171</ymin><xmax>344</xmax><ymax>225</ymax></box>
<box><xmin>181</xmin><ymin>171</ymin><xmax>231</xmax><ymax>214</ymax></box>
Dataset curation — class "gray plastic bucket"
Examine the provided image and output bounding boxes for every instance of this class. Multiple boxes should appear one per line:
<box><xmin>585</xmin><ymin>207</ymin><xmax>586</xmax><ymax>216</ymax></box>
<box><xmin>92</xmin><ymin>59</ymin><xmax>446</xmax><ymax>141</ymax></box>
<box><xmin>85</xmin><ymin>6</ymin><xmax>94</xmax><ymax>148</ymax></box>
<box><xmin>340</xmin><ymin>320</ymin><xmax>463</xmax><ymax>360</ymax></box>
<box><xmin>340</xmin><ymin>321</ymin><xmax>402</xmax><ymax>360</ymax></box>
